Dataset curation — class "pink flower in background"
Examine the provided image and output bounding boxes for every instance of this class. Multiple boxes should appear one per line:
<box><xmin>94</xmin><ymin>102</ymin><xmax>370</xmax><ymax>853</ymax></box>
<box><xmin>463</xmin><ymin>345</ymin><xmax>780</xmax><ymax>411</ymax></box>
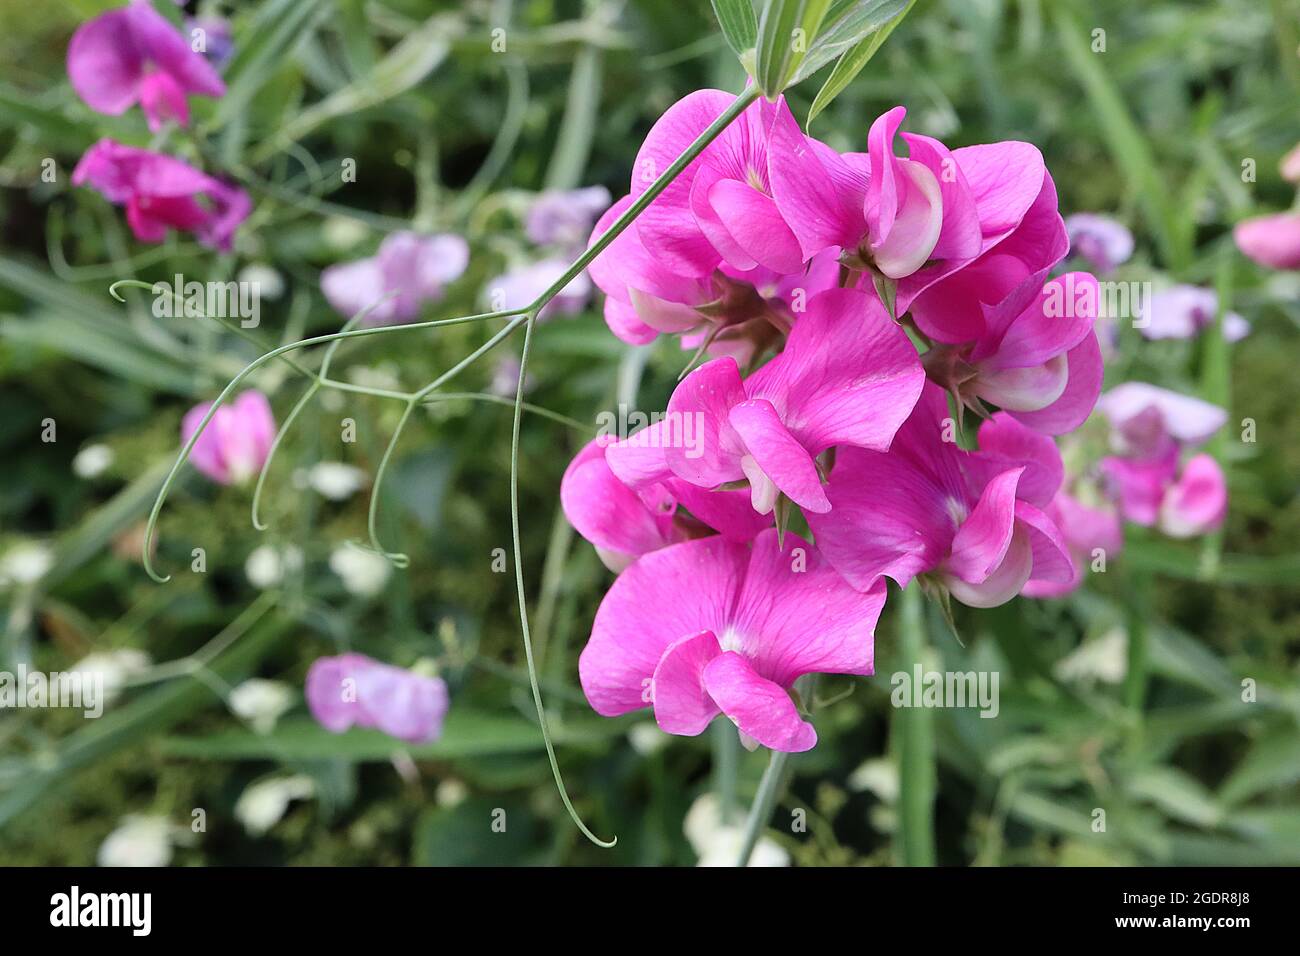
<box><xmin>72</xmin><ymin>139</ymin><xmax>250</xmax><ymax>251</ymax></box>
<box><xmin>1097</xmin><ymin>382</ymin><xmax>1227</xmax><ymax>460</ymax></box>
<box><xmin>917</xmin><ymin>272</ymin><xmax>1104</xmax><ymax>435</ymax></box>
<box><xmin>808</xmin><ymin>385</ymin><xmax>1073</xmax><ymax>608</ymax></box>
<box><xmin>67</xmin><ymin>0</ymin><xmax>226</xmax><ymax>132</ymax></box>
<box><xmin>181</xmin><ymin>391</ymin><xmax>275</xmax><ymax>486</ymax></box>
<box><xmin>1021</xmin><ymin>490</ymin><xmax>1123</xmax><ymax>598</ymax></box>
<box><xmin>607</xmin><ymin>288</ymin><xmax>924</xmax><ymax>516</ymax></box>
<box><xmin>485</xmin><ymin>257</ymin><xmax>591</xmax><ymax>319</ymax></box>
<box><xmin>1097</xmin><ymin>383</ymin><xmax>1228</xmax><ymax>537</ymax></box>
<box><xmin>1281</xmin><ymin>142</ymin><xmax>1300</xmax><ymax>183</ymax></box>
<box><xmin>1138</xmin><ymin>286</ymin><xmax>1250</xmax><ymax>342</ymax></box>
<box><xmin>1234</xmin><ymin>212</ymin><xmax>1300</xmax><ymax>270</ymax></box>
<box><xmin>579</xmin><ymin>531</ymin><xmax>886</xmax><ymax>752</ymax></box>
<box><xmin>1064</xmin><ymin>213</ymin><xmax>1134</xmax><ymax>274</ymax></box>
<box><xmin>527</xmin><ymin>185</ymin><xmax>612</xmax><ymax>250</ymax></box>
<box><xmin>322</xmin><ymin>231</ymin><xmax>469</xmax><ymax>325</ymax></box>
<box><xmin>187</xmin><ymin>16</ymin><xmax>234</xmax><ymax>72</ymax></box>
<box><xmin>561</xmin><ymin>435</ymin><xmax>769</xmax><ymax>572</ymax></box>
<box><xmin>306</xmin><ymin>653</ymin><xmax>449</xmax><ymax>744</ymax></box>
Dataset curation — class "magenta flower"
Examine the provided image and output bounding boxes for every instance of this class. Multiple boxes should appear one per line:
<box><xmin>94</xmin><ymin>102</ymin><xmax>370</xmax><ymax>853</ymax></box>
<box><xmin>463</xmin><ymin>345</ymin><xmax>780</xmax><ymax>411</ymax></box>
<box><xmin>526</xmin><ymin>185</ymin><xmax>612</xmax><ymax>250</ymax></box>
<box><xmin>1064</xmin><ymin>213</ymin><xmax>1134</xmax><ymax>274</ymax></box>
<box><xmin>630</xmin><ymin>91</ymin><xmax>805</xmax><ymax>277</ymax></box>
<box><xmin>579</xmin><ymin>531</ymin><xmax>885</xmax><ymax>752</ymax></box>
<box><xmin>321</xmin><ymin>231</ymin><xmax>469</xmax><ymax>326</ymax></box>
<box><xmin>1138</xmin><ymin>286</ymin><xmax>1250</xmax><ymax>342</ymax></box>
<box><xmin>1234</xmin><ymin>212</ymin><xmax>1300</xmax><ymax>271</ymax></box>
<box><xmin>67</xmin><ymin>0</ymin><xmax>226</xmax><ymax>132</ymax></box>
<box><xmin>807</xmin><ymin>385</ymin><xmax>1073</xmax><ymax>608</ymax></box>
<box><xmin>1021</xmin><ymin>491</ymin><xmax>1123</xmax><ymax>599</ymax></box>
<box><xmin>606</xmin><ymin>288</ymin><xmax>924</xmax><ymax>516</ymax></box>
<box><xmin>587</xmin><ymin>192</ymin><xmax>838</xmax><ymax>355</ymax></box>
<box><xmin>306</xmin><ymin>653</ymin><xmax>449</xmax><ymax>745</ymax></box>
<box><xmin>916</xmin><ymin>272</ymin><xmax>1104</xmax><ymax>435</ymax></box>
<box><xmin>181</xmin><ymin>391</ymin><xmax>275</xmax><ymax>486</ymax></box>
<box><xmin>561</xmin><ymin>435</ymin><xmax>769</xmax><ymax>572</ymax></box>
<box><xmin>71</xmin><ymin>139</ymin><xmax>250</xmax><ymax>251</ymax></box>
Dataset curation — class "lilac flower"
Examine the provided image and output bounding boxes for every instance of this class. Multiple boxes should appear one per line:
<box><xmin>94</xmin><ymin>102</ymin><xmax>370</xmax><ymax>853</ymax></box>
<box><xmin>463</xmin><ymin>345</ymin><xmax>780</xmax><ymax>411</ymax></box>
<box><xmin>186</xmin><ymin>17</ymin><xmax>235</xmax><ymax>71</ymax></box>
<box><xmin>321</xmin><ymin>231</ymin><xmax>469</xmax><ymax>326</ymax></box>
<box><xmin>1138</xmin><ymin>286</ymin><xmax>1250</xmax><ymax>342</ymax></box>
<box><xmin>67</xmin><ymin>0</ymin><xmax>226</xmax><ymax>132</ymax></box>
<box><xmin>1064</xmin><ymin>213</ymin><xmax>1134</xmax><ymax>274</ymax></box>
<box><xmin>486</xmin><ymin>257</ymin><xmax>591</xmax><ymax>319</ymax></box>
<box><xmin>526</xmin><ymin>186</ymin><xmax>612</xmax><ymax>250</ymax></box>
<box><xmin>306</xmin><ymin>653</ymin><xmax>449</xmax><ymax>744</ymax></box>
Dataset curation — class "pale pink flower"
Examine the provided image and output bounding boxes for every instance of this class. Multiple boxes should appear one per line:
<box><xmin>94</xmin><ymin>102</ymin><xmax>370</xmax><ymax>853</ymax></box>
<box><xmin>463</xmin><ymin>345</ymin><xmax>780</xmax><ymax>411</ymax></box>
<box><xmin>306</xmin><ymin>653</ymin><xmax>449</xmax><ymax>744</ymax></box>
<box><xmin>180</xmin><ymin>391</ymin><xmax>275</xmax><ymax>486</ymax></box>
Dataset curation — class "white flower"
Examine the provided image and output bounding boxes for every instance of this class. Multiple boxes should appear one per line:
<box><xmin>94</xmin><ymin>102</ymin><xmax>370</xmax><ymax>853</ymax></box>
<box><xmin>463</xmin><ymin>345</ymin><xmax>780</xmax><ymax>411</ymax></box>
<box><xmin>848</xmin><ymin>757</ymin><xmax>899</xmax><ymax>803</ymax></box>
<box><xmin>244</xmin><ymin>544</ymin><xmax>303</xmax><ymax>589</ymax></box>
<box><xmin>71</xmin><ymin>649</ymin><xmax>151</xmax><ymax>707</ymax></box>
<box><xmin>323</xmin><ymin>216</ymin><xmax>368</xmax><ymax>251</ymax></box>
<box><xmin>308</xmin><ymin>462</ymin><xmax>368</xmax><ymax>501</ymax></box>
<box><xmin>329</xmin><ymin>545</ymin><xmax>391</xmax><ymax>597</ymax></box>
<box><xmin>0</xmin><ymin>542</ymin><xmax>54</xmax><ymax>587</ymax></box>
<box><xmin>627</xmin><ymin>722</ymin><xmax>668</xmax><ymax>756</ymax></box>
<box><xmin>228</xmin><ymin>678</ymin><xmax>295</xmax><ymax>734</ymax></box>
<box><xmin>683</xmin><ymin>793</ymin><xmax>790</xmax><ymax>868</ymax></box>
<box><xmin>72</xmin><ymin>444</ymin><xmax>114</xmax><ymax>479</ymax></box>
<box><xmin>237</xmin><ymin>263</ymin><xmax>285</xmax><ymax>300</ymax></box>
<box><xmin>235</xmin><ymin>775</ymin><xmax>315</xmax><ymax>836</ymax></box>
<box><xmin>435</xmin><ymin>779</ymin><xmax>469</xmax><ymax>808</ymax></box>
<box><xmin>1055</xmin><ymin>627</ymin><xmax>1128</xmax><ymax>685</ymax></box>
<box><xmin>98</xmin><ymin>814</ymin><xmax>175</xmax><ymax>867</ymax></box>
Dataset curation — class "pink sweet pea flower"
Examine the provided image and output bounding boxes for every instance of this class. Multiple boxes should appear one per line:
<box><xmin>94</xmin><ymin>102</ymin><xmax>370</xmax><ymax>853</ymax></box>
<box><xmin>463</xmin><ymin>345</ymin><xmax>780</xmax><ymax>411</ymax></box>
<box><xmin>1097</xmin><ymin>382</ymin><xmax>1227</xmax><ymax>460</ymax></box>
<box><xmin>630</xmin><ymin>91</ymin><xmax>805</xmax><ymax>278</ymax></box>
<box><xmin>1234</xmin><ymin>212</ymin><xmax>1300</xmax><ymax>270</ymax></box>
<box><xmin>322</xmin><ymin>231</ymin><xmax>469</xmax><ymax>326</ymax></box>
<box><xmin>67</xmin><ymin>0</ymin><xmax>226</xmax><ymax>132</ymax></box>
<box><xmin>306</xmin><ymin>653</ymin><xmax>449</xmax><ymax>744</ymax></box>
<box><xmin>1100</xmin><ymin>451</ymin><xmax>1227</xmax><ymax>538</ymax></box>
<box><xmin>579</xmin><ymin>530</ymin><xmax>886</xmax><ymax>752</ymax></box>
<box><xmin>807</xmin><ymin>385</ymin><xmax>1073</xmax><ymax>608</ymax></box>
<box><xmin>587</xmin><ymin>192</ymin><xmax>839</xmax><ymax>357</ymax></box>
<box><xmin>917</xmin><ymin>272</ymin><xmax>1104</xmax><ymax>435</ymax></box>
<box><xmin>1064</xmin><ymin>213</ymin><xmax>1134</xmax><ymax>274</ymax></box>
<box><xmin>181</xmin><ymin>391</ymin><xmax>275</xmax><ymax>486</ymax></box>
<box><xmin>605</xmin><ymin>288</ymin><xmax>924</xmax><ymax>517</ymax></box>
<box><xmin>71</xmin><ymin>139</ymin><xmax>250</xmax><ymax>251</ymax></box>
<box><xmin>1138</xmin><ymin>286</ymin><xmax>1250</xmax><ymax>342</ymax></box>
<box><xmin>1021</xmin><ymin>490</ymin><xmax>1123</xmax><ymax>598</ymax></box>
<box><xmin>561</xmin><ymin>435</ymin><xmax>769</xmax><ymax>572</ymax></box>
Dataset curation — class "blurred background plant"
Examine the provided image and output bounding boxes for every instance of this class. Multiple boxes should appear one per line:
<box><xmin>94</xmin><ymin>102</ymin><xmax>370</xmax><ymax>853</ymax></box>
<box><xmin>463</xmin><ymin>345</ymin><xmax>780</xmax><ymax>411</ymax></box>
<box><xmin>1</xmin><ymin>0</ymin><xmax>1297</xmax><ymax>866</ymax></box>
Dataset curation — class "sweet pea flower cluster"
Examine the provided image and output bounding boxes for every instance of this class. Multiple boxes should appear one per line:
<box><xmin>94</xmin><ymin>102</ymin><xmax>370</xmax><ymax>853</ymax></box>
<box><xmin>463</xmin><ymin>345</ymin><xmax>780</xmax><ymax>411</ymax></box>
<box><xmin>569</xmin><ymin>90</ymin><xmax>1108</xmax><ymax>752</ymax></box>
<box><xmin>66</xmin><ymin>1</ymin><xmax>250</xmax><ymax>250</ymax></box>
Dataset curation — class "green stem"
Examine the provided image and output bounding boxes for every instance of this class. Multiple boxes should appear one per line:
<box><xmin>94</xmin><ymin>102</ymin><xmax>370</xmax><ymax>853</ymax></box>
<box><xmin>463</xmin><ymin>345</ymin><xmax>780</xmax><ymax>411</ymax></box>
<box><xmin>714</xmin><ymin>721</ymin><xmax>739</xmax><ymax>826</ymax></box>
<box><xmin>735</xmin><ymin>746</ymin><xmax>790</xmax><ymax>866</ymax></box>
<box><xmin>896</xmin><ymin>583</ymin><xmax>935</xmax><ymax>866</ymax></box>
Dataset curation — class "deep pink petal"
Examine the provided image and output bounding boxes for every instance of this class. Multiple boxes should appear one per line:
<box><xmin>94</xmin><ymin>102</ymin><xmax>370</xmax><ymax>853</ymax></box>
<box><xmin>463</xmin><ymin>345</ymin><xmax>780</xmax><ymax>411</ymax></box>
<box><xmin>707</xmin><ymin>178</ymin><xmax>805</xmax><ymax>274</ymax></box>
<box><xmin>1159</xmin><ymin>453</ymin><xmax>1227</xmax><ymax>538</ymax></box>
<box><xmin>664</xmin><ymin>358</ymin><xmax>749</xmax><ymax>488</ymax></box>
<box><xmin>703</xmin><ymin>653</ymin><xmax>817</xmax><ymax>753</ymax></box>
<box><xmin>949</xmin><ymin>141</ymin><xmax>1046</xmax><ymax>239</ymax></box>
<box><xmin>1006</xmin><ymin>331</ymin><xmax>1103</xmax><ymax>435</ymax></box>
<box><xmin>970</xmin><ymin>412</ymin><xmax>1064</xmax><ymax>508</ymax></box>
<box><xmin>728</xmin><ymin>399</ymin><xmax>829</xmax><ymax>513</ymax></box>
<box><xmin>580</xmin><ymin>536</ymin><xmax>748</xmax><ymax>716</ymax></box>
<box><xmin>562</xmin><ymin>438</ymin><xmax>676</xmax><ymax>561</ymax></box>
<box><xmin>946</xmin><ymin>468</ymin><xmax>1023</xmax><ymax>584</ymax></box>
<box><xmin>67</xmin><ymin>9</ymin><xmax>143</xmax><ymax>116</ymax></box>
<box><xmin>901</xmin><ymin>132</ymin><xmax>983</xmax><ymax>262</ymax></box>
<box><xmin>767</xmin><ymin>103</ymin><xmax>867</xmax><ymax>258</ymax></box>
<box><xmin>651</xmin><ymin>630</ymin><xmax>723</xmax><ymax>735</ymax></box>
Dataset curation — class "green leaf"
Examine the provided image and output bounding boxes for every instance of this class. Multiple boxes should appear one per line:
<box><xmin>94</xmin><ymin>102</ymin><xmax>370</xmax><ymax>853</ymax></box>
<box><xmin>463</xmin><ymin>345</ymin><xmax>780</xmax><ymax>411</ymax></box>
<box><xmin>795</xmin><ymin>0</ymin><xmax>910</xmax><ymax>85</ymax></box>
<box><xmin>1218</xmin><ymin>729</ymin><xmax>1300</xmax><ymax>806</ymax></box>
<box><xmin>159</xmin><ymin>712</ymin><xmax>632</xmax><ymax>761</ymax></box>
<box><xmin>755</xmin><ymin>0</ymin><xmax>833</xmax><ymax>98</ymax></box>
<box><xmin>215</xmin><ymin>0</ymin><xmax>330</xmax><ymax>128</ymax></box>
<box><xmin>712</xmin><ymin>0</ymin><xmax>759</xmax><ymax>60</ymax></box>
<box><xmin>806</xmin><ymin>0</ymin><xmax>915</xmax><ymax>125</ymax></box>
